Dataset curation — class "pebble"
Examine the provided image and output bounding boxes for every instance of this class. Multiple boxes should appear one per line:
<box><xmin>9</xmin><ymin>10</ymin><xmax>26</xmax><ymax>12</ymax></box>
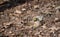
<box><xmin>41</xmin><ymin>25</ymin><xmax>46</xmax><ymax>29</ymax></box>
<box><xmin>55</xmin><ymin>6</ymin><xmax>60</xmax><ymax>9</ymax></box>
<box><xmin>52</xmin><ymin>5</ymin><xmax>55</xmax><ymax>7</ymax></box>
<box><xmin>58</xmin><ymin>34</ymin><xmax>60</xmax><ymax>37</ymax></box>
<box><xmin>34</xmin><ymin>5</ymin><xmax>39</xmax><ymax>9</ymax></box>
<box><xmin>55</xmin><ymin>18</ymin><xmax>59</xmax><ymax>21</ymax></box>
<box><xmin>15</xmin><ymin>10</ymin><xmax>22</xmax><ymax>14</ymax></box>
<box><xmin>22</xmin><ymin>8</ymin><xmax>26</xmax><ymax>11</ymax></box>
<box><xmin>9</xmin><ymin>31</ymin><xmax>12</xmax><ymax>34</ymax></box>
<box><xmin>3</xmin><ymin>21</ymin><xmax>14</xmax><ymax>26</ymax></box>
<box><xmin>49</xmin><ymin>26</ymin><xmax>58</xmax><ymax>32</ymax></box>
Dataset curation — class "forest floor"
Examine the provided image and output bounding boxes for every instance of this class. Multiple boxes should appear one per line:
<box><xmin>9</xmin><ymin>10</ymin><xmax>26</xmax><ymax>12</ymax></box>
<box><xmin>0</xmin><ymin>0</ymin><xmax>60</xmax><ymax>37</ymax></box>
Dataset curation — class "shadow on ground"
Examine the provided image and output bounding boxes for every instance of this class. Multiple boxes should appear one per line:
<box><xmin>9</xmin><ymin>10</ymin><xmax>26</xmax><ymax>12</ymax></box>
<box><xmin>0</xmin><ymin>0</ymin><xmax>32</xmax><ymax>12</ymax></box>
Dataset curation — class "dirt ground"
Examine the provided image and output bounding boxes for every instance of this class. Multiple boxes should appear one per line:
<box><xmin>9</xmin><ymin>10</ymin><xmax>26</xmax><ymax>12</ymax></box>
<box><xmin>0</xmin><ymin>0</ymin><xmax>60</xmax><ymax>37</ymax></box>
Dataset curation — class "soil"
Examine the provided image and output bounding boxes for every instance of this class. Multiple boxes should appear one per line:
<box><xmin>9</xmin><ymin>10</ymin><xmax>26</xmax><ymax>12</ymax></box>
<box><xmin>0</xmin><ymin>0</ymin><xmax>60</xmax><ymax>37</ymax></box>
